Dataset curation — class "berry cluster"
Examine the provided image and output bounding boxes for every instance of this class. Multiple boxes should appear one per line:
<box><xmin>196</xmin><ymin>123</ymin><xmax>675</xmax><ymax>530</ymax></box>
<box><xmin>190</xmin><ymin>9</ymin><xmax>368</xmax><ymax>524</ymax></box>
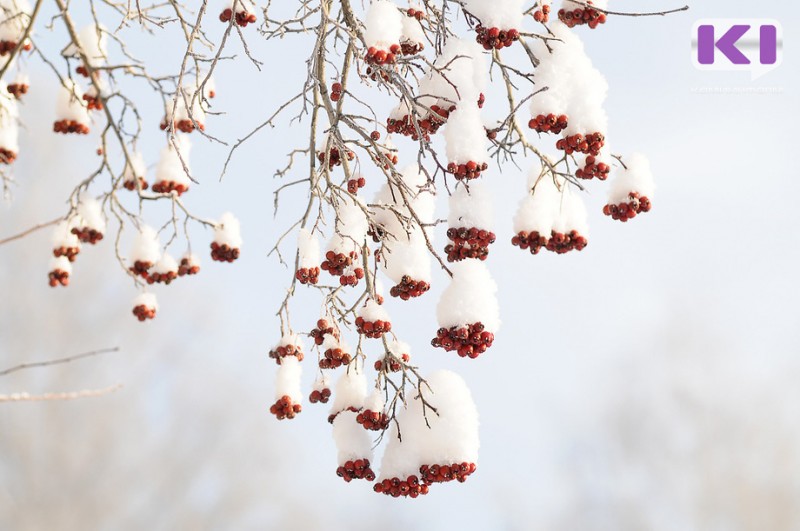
<box><xmin>576</xmin><ymin>155</ymin><xmax>610</xmax><ymax>180</ymax></box>
<box><xmin>547</xmin><ymin>230</ymin><xmax>588</xmax><ymax>254</ymax></box>
<box><xmin>159</xmin><ymin>118</ymin><xmax>203</xmax><ymax>134</ymax></box>
<box><xmin>76</xmin><ymin>65</ymin><xmax>90</xmax><ymax>77</ymax></box>
<box><xmin>268</xmin><ymin>342</ymin><xmax>304</xmax><ymax>365</ymax></box>
<box><xmin>374</xmin><ymin>475</ymin><xmax>430</xmax><ymax>498</ymax></box>
<box><xmin>132</xmin><ymin>303</ymin><xmax>156</xmax><ymax>321</ymax></box>
<box><xmin>386</xmin><ymin>104</ymin><xmax>452</xmax><ymax>141</ymax></box>
<box><xmin>329</xmin><ymin>82</ymin><xmax>343</xmax><ymax>102</ymax></box>
<box><xmin>53</xmin><ymin>119</ymin><xmax>90</xmax><ymax>135</ymax></box>
<box><xmin>533</xmin><ymin>3</ymin><xmax>552</xmax><ymax>22</ymax></box>
<box><xmin>356</xmin><ymin>409</ymin><xmax>390</xmax><ymax>431</ymax></box>
<box><xmin>152</xmin><ymin>178</ymin><xmax>189</xmax><ymax>195</ymax></box>
<box><xmin>558</xmin><ymin>3</ymin><xmax>607</xmax><ymax>29</ymax></box>
<box><xmin>82</xmin><ymin>93</ymin><xmax>103</xmax><ymax>111</ymax></box>
<box><xmin>556</xmin><ymin>132</ymin><xmax>605</xmax><ymax>156</ymax></box>
<box><xmin>431</xmin><ymin>323</ymin><xmax>494</xmax><ymax>358</ymax></box>
<box><xmin>0</xmin><ymin>40</ymin><xmax>30</xmax><ymax>55</ymax></box>
<box><xmin>389</xmin><ymin>275</ymin><xmax>430</xmax><ymax>300</ymax></box>
<box><xmin>603</xmin><ymin>192</ymin><xmax>651</xmax><ymax>222</ymax></box>
<box><xmin>446</xmin><ymin>160</ymin><xmax>488</xmax><ymax>181</ymax></box>
<box><xmin>53</xmin><ymin>245</ymin><xmax>80</xmax><ymax>262</ymax></box>
<box><xmin>71</xmin><ymin>226</ymin><xmax>103</xmax><ymax>244</ymax></box>
<box><xmin>269</xmin><ymin>395</ymin><xmax>302</xmax><ymax>420</ymax></box>
<box><xmin>374</xmin><ymin>148</ymin><xmax>398</xmax><ymax>170</ymax></box>
<box><xmin>511</xmin><ymin>230</ymin><xmax>548</xmax><ymax>255</ymax></box>
<box><xmin>420</xmin><ymin>462</ymin><xmax>477</xmax><ymax>484</ymax></box>
<box><xmin>320</xmin><ymin>343</ymin><xmax>352</xmax><ymax>370</ymax></box>
<box><xmin>337</xmin><ymin>459</ymin><xmax>376</xmax><ymax>483</ymax></box>
<box><xmin>219</xmin><ymin>7</ymin><xmax>256</xmax><ymax>26</ymax></box>
<box><xmin>123</xmin><ymin>175</ymin><xmax>148</xmax><ymax>191</ymax></box>
<box><xmin>310</xmin><ymin>319</ymin><xmax>338</xmax><ymax>345</ymax></box>
<box><xmin>374</xmin><ymin>352</ymin><xmax>409</xmax><ymax>372</ymax></box>
<box><xmin>295</xmin><ymin>265</ymin><xmax>320</xmax><ymax>285</ymax></box>
<box><xmin>129</xmin><ymin>260</ymin><xmax>153</xmax><ymax>278</ymax></box>
<box><xmin>6</xmin><ymin>83</ymin><xmax>28</xmax><ymax>99</ymax></box>
<box><xmin>178</xmin><ymin>256</ymin><xmax>200</xmax><ymax>276</ymax></box>
<box><xmin>475</xmin><ymin>25</ymin><xmax>519</xmax><ymax>51</ymax></box>
<box><xmin>48</xmin><ymin>268</ymin><xmax>70</xmax><ymax>287</ymax></box>
<box><xmin>355</xmin><ymin>315</ymin><xmax>391</xmax><ymax>339</ymax></box>
<box><xmin>445</xmin><ymin>227</ymin><xmax>496</xmax><ymax>262</ymax></box>
<box><xmin>346</xmin><ymin>176</ymin><xmax>366</xmax><ymax>194</ymax></box>
<box><xmin>309</xmin><ymin>387</ymin><xmax>331</xmax><ymax>404</ymax></box>
<box><xmin>365</xmin><ymin>44</ymin><xmax>401</xmax><ymax>66</ymax></box>
<box><xmin>210</xmin><ymin>241</ymin><xmax>240</xmax><ymax>262</ymax></box>
<box><xmin>147</xmin><ymin>268</ymin><xmax>177</xmax><ymax>285</ymax></box>
<box><xmin>317</xmin><ymin>146</ymin><xmax>355</xmax><ymax>170</ymax></box>
<box><xmin>321</xmin><ymin>250</ymin><xmax>363</xmax><ymax>286</ymax></box>
<box><xmin>406</xmin><ymin>7</ymin><xmax>425</xmax><ymax>21</ymax></box>
<box><xmin>0</xmin><ymin>148</ymin><xmax>17</xmax><ymax>164</ymax></box>
<box><xmin>528</xmin><ymin>113</ymin><xmax>569</xmax><ymax>135</ymax></box>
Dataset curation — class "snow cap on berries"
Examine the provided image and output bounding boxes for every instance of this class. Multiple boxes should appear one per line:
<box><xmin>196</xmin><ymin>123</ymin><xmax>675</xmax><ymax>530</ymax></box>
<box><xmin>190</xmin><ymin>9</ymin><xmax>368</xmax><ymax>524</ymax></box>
<box><xmin>133</xmin><ymin>292</ymin><xmax>158</xmax><ymax>310</ymax></box>
<box><xmin>313</xmin><ymin>373</ymin><xmax>332</xmax><ymax>392</ymax></box>
<box><xmin>130</xmin><ymin>225</ymin><xmax>161</xmax><ymax>264</ymax></box>
<box><xmin>123</xmin><ymin>151</ymin><xmax>147</xmax><ymax>183</ymax></box>
<box><xmin>76</xmin><ymin>194</ymin><xmax>106</xmax><ymax>233</ymax></box>
<box><xmin>445</xmin><ymin>105</ymin><xmax>488</xmax><ymax>166</ymax></box>
<box><xmin>151</xmin><ymin>253</ymin><xmax>178</xmax><ymax>276</ymax></box>
<box><xmin>358</xmin><ymin>297</ymin><xmax>390</xmax><ymax>323</ymax></box>
<box><xmin>156</xmin><ymin>135</ymin><xmax>192</xmax><ymax>187</ymax></box>
<box><xmin>297</xmin><ymin>228</ymin><xmax>320</xmax><ymax>269</ymax></box>
<box><xmin>214</xmin><ymin>212</ymin><xmax>242</xmax><ymax>249</ymax></box>
<box><xmin>0</xmin><ymin>89</ymin><xmax>19</xmax><ymax>154</ymax></box>
<box><xmin>552</xmin><ymin>183</ymin><xmax>589</xmax><ymax>236</ymax></box>
<box><xmin>608</xmin><ymin>152</ymin><xmax>655</xmax><ymax>203</ymax></box>
<box><xmin>513</xmin><ymin>164</ymin><xmax>562</xmax><ymax>235</ymax></box>
<box><xmin>364</xmin><ymin>0</ymin><xmax>403</xmax><ymax>50</ymax></box>
<box><xmin>275</xmin><ymin>356</ymin><xmax>303</xmax><ymax>403</ymax></box>
<box><xmin>51</xmin><ymin>220</ymin><xmax>80</xmax><ymax>249</ymax></box>
<box><xmin>335</xmin><ymin>194</ymin><xmax>369</xmax><ymax>245</ymax></box>
<box><xmin>332</xmin><ymin>410</ymin><xmax>373</xmax><ymax>465</ymax></box>
<box><xmin>0</xmin><ymin>0</ymin><xmax>32</xmax><ymax>43</ymax></box>
<box><xmin>63</xmin><ymin>24</ymin><xmax>108</xmax><ymax>66</ymax></box>
<box><xmin>49</xmin><ymin>255</ymin><xmax>72</xmax><ymax>275</ymax></box>
<box><xmin>463</xmin><ymin>0</ymin><xmax>524</xmax><ymax>30</ymax></box>
<box><xmin>330</xmin><ymin>360</ymin><xmax>367</xmax><ymax>414</ymax></box>
<box><xmin>436</xmin><ymin>260</ymin><xmax>500</xmax><ymax>332</ymax></box>
<box><xmin>448</xmin><ymin>181</ymin><xmax>493</xmax><ymax>229</ymax></box>
<box><xmin>56</xmin><ymin>79</ymin><xmax>90</xmax><ymax>124</ymax></box>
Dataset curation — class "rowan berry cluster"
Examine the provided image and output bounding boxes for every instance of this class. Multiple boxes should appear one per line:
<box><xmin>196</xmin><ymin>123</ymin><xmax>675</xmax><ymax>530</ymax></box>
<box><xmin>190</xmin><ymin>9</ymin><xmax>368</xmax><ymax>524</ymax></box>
<box><xmin>269</xmin><ymin>395</ymin><xmax>302</xmax><ymax>420</ymax></box>
<box><xmin>431</xmin><ymin>322</ymin><xmax>494</xmax><ymax>358</ymax></box>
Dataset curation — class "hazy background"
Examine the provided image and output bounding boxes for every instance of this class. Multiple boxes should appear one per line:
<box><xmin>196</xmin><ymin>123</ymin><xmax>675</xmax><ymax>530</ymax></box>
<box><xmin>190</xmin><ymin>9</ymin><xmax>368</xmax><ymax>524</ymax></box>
<box><xmin>1</xmin><ymin>1</ymin><xmax>798</xmax><ymax>530</ymax></box>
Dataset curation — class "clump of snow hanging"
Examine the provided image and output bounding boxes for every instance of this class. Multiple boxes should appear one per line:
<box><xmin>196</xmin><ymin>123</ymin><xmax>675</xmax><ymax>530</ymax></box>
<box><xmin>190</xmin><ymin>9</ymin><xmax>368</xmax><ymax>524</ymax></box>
<box><xmin>333</xmin><ymin>410</ymin><xmax>373</xmax><ymax>465</ymax></box>
<box><xmin>364</xmin><ymin>388</ymin><xmax>385</xmax><ymax>412</ymax></box>
<box><xmin>0</xmin><ymin>0</ymin><xmax>32</xmax><ymax>43</ymax></box>
<box><xmin>380</xmin><ymin>229</ymin><xmax>431</xmax><ymax>284</ymax></box>
<box><xmin>378</xmin><ymin>370</ymin><xmax>479</xmax><ymax>480</ymax></box>
<box><xmin>214</xmin><ymin>212</ymin><xmax>242</xmax><ymax>248</ymax></box>
<box><xmin>329</xmin><ymin>362</ymin><xmax>367</xmax><ymax>415</ymax></box>
<box><xmin>608</xmin><ymin>152</ymin><xmax>655</xmax><ymax>203</ymax></box>
<box><xmin>364</xmin><ymin>0</ymin><xmax>403</xmax><ymax>50</ymax></box>
<box><xmin>313</xmin><ymin>373</ymin><xmax>332</xmax><ymax>392</ymax></box>
<box><xmin>51</xmin><ymin>220</ymin><xmax>80</xmax><ymax>249</ymax></box>
<box><xmin>335</xmin><ymin>195</ymin><xmax>369</xmax><ymax>244</ymax></box>
<box><xmin>56</xmin><ymin>80</ymin><xmax>90</xmax><ymax>124</ymax></box>
<box><xmin>130</xmin><ymin>225</ymin><xmax>161</xmax><ymax>264</ymax></box>
<box><xmin>275</xmin><ymin>356</ymin><xmax>303</xmax><ymax>402</ymax></box>
<box><xmin>445</xmin><ymin>105</ymin><xmax>488</xmax><ymax>165</ymax></box>
<box><xmin>163</xmin><ymin>92</ymin><xmax>206</xmax><ymax>127</ymax></box>
<box><xmin>133</xmin><ymin>292</ymin><xmax>158</xmax><ymax>310</ymax></box>
<box><xmin>151</xmin><ymin>253</ymin><xmax>178</xmax><ymax>276</ymax></box>
<box><xmin>0</xmin><ymin>89</ymin><xmax>19</xmax><ymax>154</ymax></box>
<box><xmin>156</xmin><ymin>136</ymin><xmax>192</xmax><ymax>186</ymax></box>
<box><xmin>358</xmin><ymin>298</ymin><xmax>390</xmax><ymax>323</ymax></box>
<box><xmin>448</xmin><ymin>181</ymin><xmax>493</xmax><ymax>229</ymax></box>
<box><xmin>297</xmin><ymin>228</ymin><xmax>320</xmax><ymax>269</ymax></box>
<box><xmin>64</xmin><ymin>24</ymin><xmax>108</xmax><ymax>66</ymax></box>
<box><xmin>462</xmin><ymin>0</ymin><xmax>524</xmax><ymax>30</ymax></box>
<box><xmin>552</xmin><ymin>184</ymin><xmax>589</xmax><ymax>237</ymax></box>
<box><xmin>123</xmin><ymin>151</ymin><xmax>147</xmax><ymax>182</ymax></box>
<box><xmin>419</xmin><ymin>39</ymin><xmax>486</xmax><ymax>109</ymax></box>
<box><xmin>400</xmin><ymin>11</ymin><xmax>425</xmax><ymax>47</ymax></box>
<box><xmin>436</xmin><ymin>260</ymin><xmax>500</xmax><ymax>332</ymax></box>
<box><xmin>76</xmin><ymin>194</ymin><xmax>106</xmax><ymax>233</ymax></box>
<box><xmin>50</xmin><ymin>255</ymin><xmax>72</xmax><ymax>274</ymax></box>
<box><xmin>529</xmin><ymin>21</ymin><xmax>608</xmax><ymax>135</ymax></box>
<box><xmin>513</xmin><ymin>164</ymin><xmax>563</xmax><ymax>236</ymax></box>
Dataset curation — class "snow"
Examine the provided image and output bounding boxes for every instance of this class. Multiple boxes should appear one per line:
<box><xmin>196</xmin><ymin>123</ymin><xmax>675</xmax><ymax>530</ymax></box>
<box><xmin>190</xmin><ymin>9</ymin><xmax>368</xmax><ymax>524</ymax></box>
<box><xmin>463</xmin><ymin>0</ymin><xmax>523</xmax><ymax>29</ymax></box>
<box><xmin>164</xmin><ymin>92</ymin><xmax>205</xmax><ymax>127</ymax></box>
<box><xmin>448</xmin><ymin>181</ymin><xmax>493</xmax><ymax>229</ymax></box>
<box><xmin>400</xmin><ymin>12</ymin><xmax>425</xmax><ymax>47</ymax></box>
<box><xmin>50</xmin><ymin>255</ymin><xmax>72</xmax><ymax>274</ymax></box>
<box><xmin>68</xmin><ymin>24</ymin><xmax>108</xmax><ymax>66</ymax></box>
<box><xmin>358</xmin><ymin>298</ymin><xmax>390</xmax><ymax>322</ymax></box>
<box><xmin>436</xmin><ymin>260</ymin><xmax>500</xmax><ymax>332</ymax></box>
<box><xmin>608</xmin><ymin>152</ymin><xmax>655</xmax><ymax>203</ymax></box>
<box><xmin>445</xmin><ymin>104</ymin><xmax>488</xmax><ymax>165</ymax></box>
<box><xmin>130</xmin><ymin>225</ymin><xmax>161</xmax><ymax>264</ymax></box>
<box><xmin>513</xmin><ymin>164</ymin><xmax>563</xmax><ymax>235</ymax></box>
<box><xmin>151</xmin><ymin>253</ymin><xmax>178</xmax><ymax>275</ymax></box>
<box><xmin>379</xmin><ymin>229</ymin><xmax>431</xmax><ymax>284</ymax></box>
<box><xmin>133</xmin><ymin>292</ymin><xmax>158</xmax><ymax>310</ymax></box>
<box><xmin>51</xmin><ymin>220</ymin><xmax>80</xmax><ymax>249</ymax></box>
<box><xmin>155</xmin><ymin>136</ymin><xmax>192</xmax><ymax>190</ymax></box>
<box><xmin>274</xmin><ymin>333</ymin><xmax>304</xmax><ymax>352</ymax></box>
<box><xmin>332</xmin><ymin>410</ymin><xmax>373</xmax><ymax>465</ymax></box>
<box><xmin>297</xmin><ymin>228</ymin><xmax>320</xmax><ymax>269</ymax></box>
<box><xmin>76</xmin><ymin>194</ymin><xmax>106</xmax><ymax>233</ymax></box>
<box><xmin>335</xmin><ymin>195</ymin><xmax>369</xmax><ymax>245</ymax></box>
<box><xmin>275</xmin><ymin>356</ymin><xmax>303</xmax><ymax>402</ymax></box>
<box><xmin>313</xmin><ymin>373</ymin><xmax>332</xmax><ymax>392</ymax></box>
<box><xmin>364</xmin><ymin>0</ymin><xmax>403</xmax><ymax>50</ymax></box>
<box><xmin>0</xmin><ymin>90</ymin><xmax>19</xmax><ymax>153</ymax></box>
<box><xmin>552</xmin><ymin>184</ymin><xmax>589</xmax><ymax>236</ymax></box>
<box><xmin>529</xmin><ymin>21</ymin><xmax>608</xmax><ymax>135</ymax></box>
<box><xmin>364</xmin><ymin>388</ymin><xmax>385</xmax><ymax>412</ymax></box>
<box><xmin>0</xmin><ymin>0</ymin><xmax>32</xmax><ymax>43</ymax></box>
<box><xmin>214</xmin><ymin>212</ymin><xmax>242</xmax><ymax>248</ymax></box>
<box><xmin>329</xmin><ymin>362</ymin><xmax>367</xmax><ymax>414</ymax></box>
<box><xmin>123</xmin><ymin>151</ymin><xmax>147</xmax><ymax>183</ymax></box>
<box><xmin>420</xmin><ymin>38</ymin><xmax>486</xmax><ymax>108</ymax></box>
<box><xmin>55</xmin><ymin>79</ymin><xmax>90</xmax><ymax>124</ymax></box>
